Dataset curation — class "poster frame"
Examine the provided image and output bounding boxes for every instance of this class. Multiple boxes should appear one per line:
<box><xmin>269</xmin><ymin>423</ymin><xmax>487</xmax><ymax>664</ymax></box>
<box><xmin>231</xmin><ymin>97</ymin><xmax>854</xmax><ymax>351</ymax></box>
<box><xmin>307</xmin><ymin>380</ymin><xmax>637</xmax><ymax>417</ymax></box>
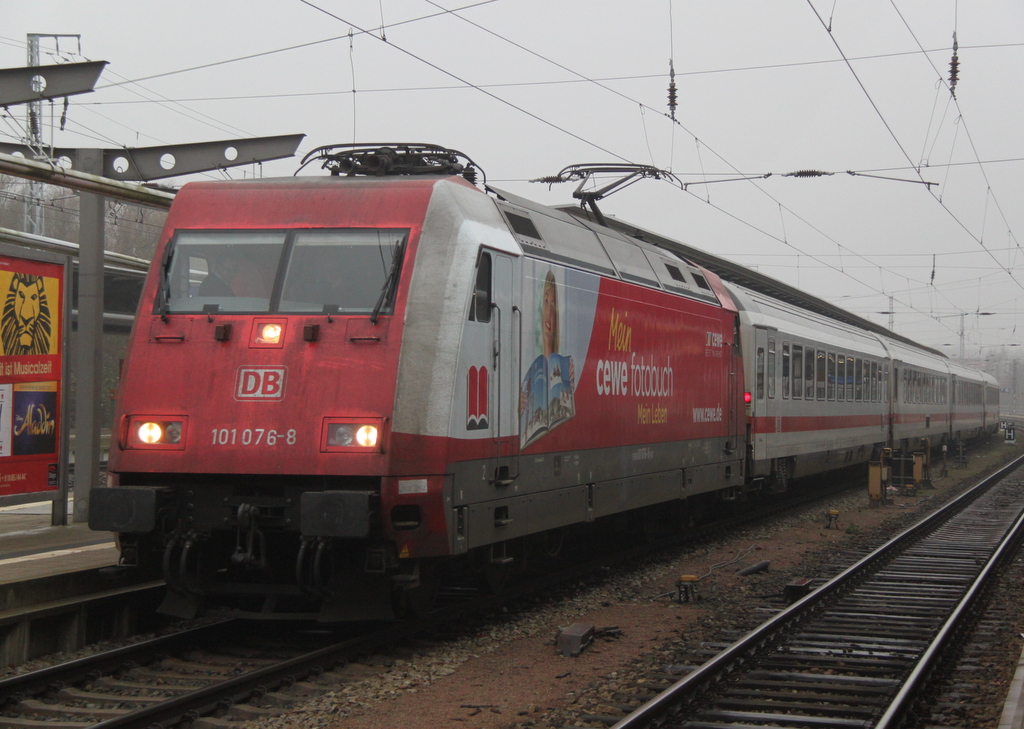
<box><xmin>0</xmin><ymin>242</ymin><xmax>72</xmax><ymax>525</ymax></box>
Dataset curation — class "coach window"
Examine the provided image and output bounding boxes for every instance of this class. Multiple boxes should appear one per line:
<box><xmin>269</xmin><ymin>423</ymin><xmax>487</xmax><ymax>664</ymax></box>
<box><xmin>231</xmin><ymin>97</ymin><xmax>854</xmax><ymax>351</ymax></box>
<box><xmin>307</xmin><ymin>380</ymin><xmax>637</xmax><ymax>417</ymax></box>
<box><xmin>855</xmin><ymin>358</ymin><xmax>863</xmax><ymax>401</ymax></box>
<box><xmin>801</xmin><ymin>347</ymin><xmax>811</xmax><ymax>399</ymax></box>
<box><xmin>756</xmin><ymin>347</ymin><xmax>765</xmax><ymax>400</ymax></box>
<box><xmin>826</xmin><ymin>351</ymin><xmax>836</xmax><ymax>400</ymax></box>
<box><xmin>468</xmin><ymin>251</ymin><xmax>492</xmax><ymax>323</ymax></box>
<box><xmin>844</xmin><ymin>359</ymin><xmax>851</xmax><ymax>400</ymax></box>
<box><xmin>816</xmin><ymin>349</ymin><xmax>826</xmax><ymax>400</ymax></box>
<box><xmin>767</xmin><ymin>338</ymin><xmax>776</xmax><ymax>399</ymax></box>
<box><xmin>792</xmin><ymin>345</ymin><xmax>803</xmax><ymax>400</ymax></box>
<box><xmin>782</xmin><ymin>343</ymin><xmax>790</xmax><ymax>398</ymax></box>
<box><xmin>836</xmin><ymin>354</ymin><xmax>846</xmax><ymax>402</ymax></box>
<box><xmin>871</xmin><ymin>361</ymin><xmax>879</xmax><ymax>401</ymax></box>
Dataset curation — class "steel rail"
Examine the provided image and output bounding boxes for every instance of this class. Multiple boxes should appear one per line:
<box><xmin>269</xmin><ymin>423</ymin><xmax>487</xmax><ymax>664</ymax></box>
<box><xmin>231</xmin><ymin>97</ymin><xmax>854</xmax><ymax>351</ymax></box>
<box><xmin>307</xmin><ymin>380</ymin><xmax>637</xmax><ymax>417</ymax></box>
<box><xmin>87</xmin><ymin>621</ymin><xmax>422</xmax><ymax>729</ymax></box>
<box><xmin>611</xmin><ymin>451</ymin><xmax>1024</xmax><ymax>729</ymax></box>
<box><xmin>0</xmin><ymin>469</ymin><xmax>864</xmax><ymax>728</ymax></box>
<box><xmin>0</xmin><ymin>618</ymin><xmax>423</xmax><ymax>729</ymax></box>
<box><xmin>874</xmin><ymin>484</ymin><xmax>1024</xmax><ymax>728</ymax></box>
<box><xmin>0</xmin><ymin>620</ymin><xmax>231</xmax><ymax>701</ymax></box>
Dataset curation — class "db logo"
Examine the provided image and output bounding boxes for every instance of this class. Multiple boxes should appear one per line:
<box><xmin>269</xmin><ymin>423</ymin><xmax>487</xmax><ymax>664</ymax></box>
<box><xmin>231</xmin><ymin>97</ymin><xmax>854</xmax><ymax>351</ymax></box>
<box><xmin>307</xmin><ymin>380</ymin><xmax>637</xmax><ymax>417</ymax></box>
<box><xmin>236</xmin><ymin>367</ymin><xmax>287</xmax><ymax>401</ymax></box>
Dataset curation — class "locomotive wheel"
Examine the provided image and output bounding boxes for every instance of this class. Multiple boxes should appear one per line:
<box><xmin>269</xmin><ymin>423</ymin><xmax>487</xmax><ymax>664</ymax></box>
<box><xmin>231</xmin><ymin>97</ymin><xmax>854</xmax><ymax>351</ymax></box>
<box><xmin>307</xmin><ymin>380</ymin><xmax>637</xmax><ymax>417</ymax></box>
<box><xmin>541</xmin><ymin>528</ymin><xmax>564</xmax><ymax>558</ymax></box>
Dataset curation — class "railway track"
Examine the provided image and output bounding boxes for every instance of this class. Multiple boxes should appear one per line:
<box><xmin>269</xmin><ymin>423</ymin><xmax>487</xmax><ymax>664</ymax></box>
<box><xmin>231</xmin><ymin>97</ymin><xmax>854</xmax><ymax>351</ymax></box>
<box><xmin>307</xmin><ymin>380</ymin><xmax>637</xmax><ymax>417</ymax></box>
<box><xmin>0</xmin><ymin>619</ymin><xmax>426</xmax><ymax>729</ymax></box>
<box><xmin>0</xmin><ymin>465</ymin><xmax>874</xmax><ymax>729</ymax></box>
<box><xmin>610</xmin><ymin>452</ymin><xmax>1024</xmax><ymax>729</ymax></box>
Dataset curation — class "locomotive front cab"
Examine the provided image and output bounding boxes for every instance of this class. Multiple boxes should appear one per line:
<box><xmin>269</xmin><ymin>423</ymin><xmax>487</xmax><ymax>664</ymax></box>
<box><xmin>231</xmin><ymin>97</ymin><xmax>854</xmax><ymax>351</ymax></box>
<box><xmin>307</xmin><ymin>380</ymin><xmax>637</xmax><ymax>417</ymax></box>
<box><xmin>90</xmin><ymin>173</ymin><xmax>457</xmax><ymax>621</ymax></box>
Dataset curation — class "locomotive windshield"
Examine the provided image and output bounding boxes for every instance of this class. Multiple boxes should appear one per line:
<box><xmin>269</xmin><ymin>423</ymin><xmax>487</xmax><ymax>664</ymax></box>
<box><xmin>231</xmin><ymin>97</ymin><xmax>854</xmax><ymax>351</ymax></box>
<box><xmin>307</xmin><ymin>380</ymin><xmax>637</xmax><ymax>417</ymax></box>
<box><xmin>159</xmin><ymin>228</ymin><xmax>408</xmax><ymax>315</ymax></box>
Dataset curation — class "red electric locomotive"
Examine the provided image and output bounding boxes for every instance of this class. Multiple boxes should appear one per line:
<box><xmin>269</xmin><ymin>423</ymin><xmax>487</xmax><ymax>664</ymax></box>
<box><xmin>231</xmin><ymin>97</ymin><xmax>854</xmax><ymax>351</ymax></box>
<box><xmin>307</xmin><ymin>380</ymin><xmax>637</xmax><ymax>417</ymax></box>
<box><xmin>89</xmin><ymin>144</ymin><xmax>995</xmax><ymax>620</ymax></box>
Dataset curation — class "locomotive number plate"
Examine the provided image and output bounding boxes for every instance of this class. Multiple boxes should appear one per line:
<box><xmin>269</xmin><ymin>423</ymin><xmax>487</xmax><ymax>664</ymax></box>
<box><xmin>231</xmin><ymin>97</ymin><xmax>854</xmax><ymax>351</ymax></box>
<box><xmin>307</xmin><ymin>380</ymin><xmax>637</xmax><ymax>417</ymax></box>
<box><xmin>211</xmin><ymin>428</ymin><xmax>297</xmax><ymax>446</ymax></box>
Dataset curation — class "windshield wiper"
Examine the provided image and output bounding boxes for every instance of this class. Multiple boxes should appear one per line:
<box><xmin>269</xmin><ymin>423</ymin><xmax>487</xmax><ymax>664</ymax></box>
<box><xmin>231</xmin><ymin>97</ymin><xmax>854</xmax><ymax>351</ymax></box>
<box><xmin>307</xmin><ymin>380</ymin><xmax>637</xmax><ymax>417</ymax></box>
<box><xmin>370</xmin><ymin>238</ymin><xmax>405</xmax><ymax>324</ymax></box>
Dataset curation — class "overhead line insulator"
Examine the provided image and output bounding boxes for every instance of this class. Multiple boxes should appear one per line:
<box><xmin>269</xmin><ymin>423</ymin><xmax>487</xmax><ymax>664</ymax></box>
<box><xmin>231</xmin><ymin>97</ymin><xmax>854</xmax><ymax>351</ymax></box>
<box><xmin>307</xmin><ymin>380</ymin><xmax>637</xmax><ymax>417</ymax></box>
<box><xmin>949</xmin><ymin>31</ymin><xmax>960</xmax><ymax>98</ymax></box>
<box><xmin>668</xmin><ymin>59</ymin><xmax>678</xmax><ymax>122</ymax></box>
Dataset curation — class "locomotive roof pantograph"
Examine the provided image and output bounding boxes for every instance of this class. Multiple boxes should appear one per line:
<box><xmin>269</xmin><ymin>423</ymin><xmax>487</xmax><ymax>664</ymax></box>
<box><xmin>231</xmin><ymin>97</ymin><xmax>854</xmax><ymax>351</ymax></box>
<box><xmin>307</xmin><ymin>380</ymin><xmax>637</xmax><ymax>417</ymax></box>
<box><xmin>532</xmin><ymin>163</ymin><xmax>683</xmax><ymax>227</ymax></box>
<box><xmin>295</xmin><ymin>142</ymin><xmax>485</xmax><ymax>186</ymax></box>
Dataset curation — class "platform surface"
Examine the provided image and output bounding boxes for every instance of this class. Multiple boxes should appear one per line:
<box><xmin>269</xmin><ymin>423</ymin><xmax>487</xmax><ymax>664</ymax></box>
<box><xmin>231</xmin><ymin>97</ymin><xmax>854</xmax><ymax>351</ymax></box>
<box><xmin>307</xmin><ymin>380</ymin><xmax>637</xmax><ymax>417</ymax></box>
<box><xmin>0</xmin><ymin>500</ymin><xmax>118</xmax><ymax>585</ymax></box>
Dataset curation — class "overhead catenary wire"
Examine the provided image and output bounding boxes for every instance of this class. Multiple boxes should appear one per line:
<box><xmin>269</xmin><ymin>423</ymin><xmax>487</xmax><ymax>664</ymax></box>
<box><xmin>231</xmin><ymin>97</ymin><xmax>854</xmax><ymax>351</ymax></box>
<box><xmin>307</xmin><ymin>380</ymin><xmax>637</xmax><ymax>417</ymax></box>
<box><xmin>2</xmin><ymin>9</ymin><xmax>1017</xmax><ymax>343</ymax></box>
<box><xmin>33</xmin><ymin>13</ymin><xmax>1019</xmax><ymax>304</ymax></box>
<box><xmin>888</xmin><ymin>3</ymin><xmax>1024</xmax><ymax>267</ymax></box>
<box><xmin>297</xmin><ymin>0</ymin><xmax>629</xmax><ymax>162</ymax></box>
<box><xmin>814</xmin><ymin>0</ymin><xmax>1024</xmax><ymax>297</ymax></box>
<box><xmin>289</xmin><ymin>0</ymin><xmax>977</xmax><ymax>338</ymax></box>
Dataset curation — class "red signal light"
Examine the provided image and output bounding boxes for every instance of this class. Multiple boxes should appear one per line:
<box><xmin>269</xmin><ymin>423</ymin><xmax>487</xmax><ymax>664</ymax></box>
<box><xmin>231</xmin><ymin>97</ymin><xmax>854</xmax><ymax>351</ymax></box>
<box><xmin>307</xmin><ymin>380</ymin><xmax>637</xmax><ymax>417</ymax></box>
<box><xmin>744</xmin><ymin>391</ymin><xmax>752</xmax><ymax>404</ymax></box>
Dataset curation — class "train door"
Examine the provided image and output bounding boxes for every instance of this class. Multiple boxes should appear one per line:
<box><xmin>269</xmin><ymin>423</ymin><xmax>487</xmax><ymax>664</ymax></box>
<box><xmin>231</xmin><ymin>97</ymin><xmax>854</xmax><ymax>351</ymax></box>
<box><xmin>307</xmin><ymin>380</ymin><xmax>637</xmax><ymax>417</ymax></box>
<box><xmin>751</xmin><ymin>327</ymin><xmax>777</xmax><ymax>474</ymax></box>
<box><xmin>727</xmin><ymin>315</ymin><xmax>741</xmax><ymax>455</ymax></box>
<box><xmin>946</xmin><ymin>376</ymin><xmax>954</xmax><ymax>444</ymax></box>
<box><xmin>889</xmin><ymin>362</ymin><xmax>899</xmax><ymax>447</ymax></box>
<box><xmin>489</xmin><ymin>252</ymin><xmax>518</xmax><ymax>484</ymax></box>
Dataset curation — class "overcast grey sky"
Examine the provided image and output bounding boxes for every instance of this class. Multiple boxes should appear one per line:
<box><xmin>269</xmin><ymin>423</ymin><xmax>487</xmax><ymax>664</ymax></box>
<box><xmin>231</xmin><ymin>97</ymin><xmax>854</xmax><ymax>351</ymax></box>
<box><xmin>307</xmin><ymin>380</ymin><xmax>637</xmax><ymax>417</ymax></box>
<box><xmin>3</xmin><ymin>1</ymin><xmax>1023</xmax><ymax>356</ymax></box>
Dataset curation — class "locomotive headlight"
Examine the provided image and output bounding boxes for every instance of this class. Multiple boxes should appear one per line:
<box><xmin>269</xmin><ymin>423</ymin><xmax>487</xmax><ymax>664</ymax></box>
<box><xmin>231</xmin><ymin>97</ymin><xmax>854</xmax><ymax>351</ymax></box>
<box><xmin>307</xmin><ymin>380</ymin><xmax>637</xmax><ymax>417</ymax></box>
<box><xmin>323</xmin><ymin>419</ymin><xmax>384</xmax><ymax>451</ymax></box>
<box><xmin>259</xmin><ymin>323</ymin><xmax>282</xmax><ymax>344</ymax></box>
<box><xmin>330</xmin><ymin>424</ymin><xmax>355</xmax><ymax>446</ymax></box>
<box><xmin>163</xmin><ymin>421</ymin><xmax>182</xmax><ymax>444</ymax></box>
<box><xmin>138</xmin><ymin>422</ymin><xmax>163</xmax><ymax>444</ymax></box>
<box><xmin>126</xmin><ymin>416</ymin><xmax>187</xmax><ymax>449</ymax></box>
<box><xmin>356</xmin><ymin>425</ymin><xmax>378</xmax><ymax>447</ymax></box>
<box><xmin>249</xmin><ymin>318</ymin><xmax>287</xmax><ymax>348</ymax></box>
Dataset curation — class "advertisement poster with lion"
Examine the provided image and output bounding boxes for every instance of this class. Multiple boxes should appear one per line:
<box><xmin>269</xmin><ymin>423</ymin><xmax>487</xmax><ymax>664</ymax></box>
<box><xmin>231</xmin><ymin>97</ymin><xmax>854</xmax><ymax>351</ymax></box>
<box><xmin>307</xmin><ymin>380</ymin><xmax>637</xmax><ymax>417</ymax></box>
<box><xmin>0</xmin><ymin>253</ymin><xmax>64</xmax><ymax>496</ymax></box>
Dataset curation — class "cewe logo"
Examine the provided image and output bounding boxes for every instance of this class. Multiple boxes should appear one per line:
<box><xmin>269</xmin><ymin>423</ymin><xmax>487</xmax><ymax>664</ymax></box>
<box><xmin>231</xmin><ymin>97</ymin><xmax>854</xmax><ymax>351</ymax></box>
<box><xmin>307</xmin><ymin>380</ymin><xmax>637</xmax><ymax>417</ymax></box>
<box><xmin>235</xmin><ymin>367</ymin><xmax>287</xmax><ymax>401</ymax></box>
